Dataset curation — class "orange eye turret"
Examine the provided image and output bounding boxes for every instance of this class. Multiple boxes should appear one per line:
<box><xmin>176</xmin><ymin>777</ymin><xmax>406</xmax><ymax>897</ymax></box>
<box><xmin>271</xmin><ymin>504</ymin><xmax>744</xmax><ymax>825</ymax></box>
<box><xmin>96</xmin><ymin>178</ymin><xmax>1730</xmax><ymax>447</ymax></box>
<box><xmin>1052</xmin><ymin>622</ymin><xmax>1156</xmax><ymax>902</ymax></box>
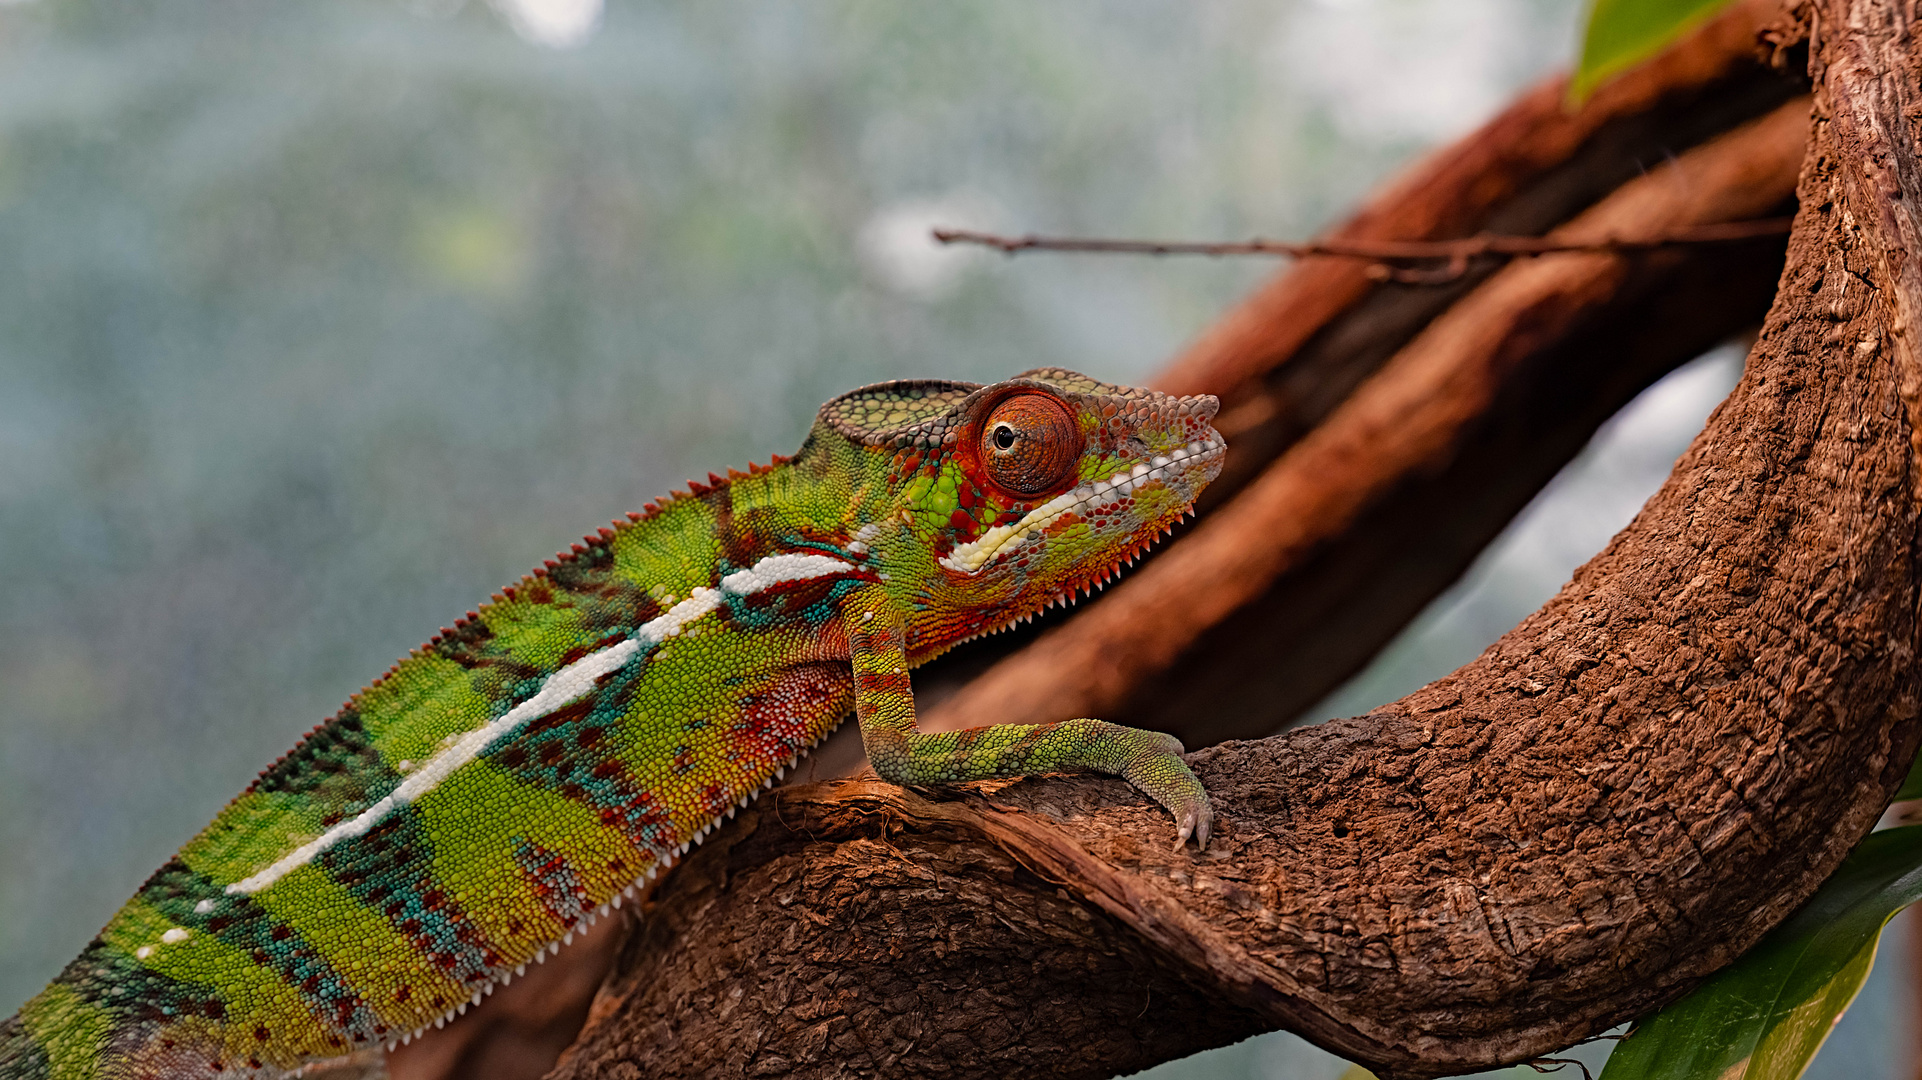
<box><xmin>979</xmin><ymin>392</ymin><xmax>1078</xmax><ymax>496</ymax></box>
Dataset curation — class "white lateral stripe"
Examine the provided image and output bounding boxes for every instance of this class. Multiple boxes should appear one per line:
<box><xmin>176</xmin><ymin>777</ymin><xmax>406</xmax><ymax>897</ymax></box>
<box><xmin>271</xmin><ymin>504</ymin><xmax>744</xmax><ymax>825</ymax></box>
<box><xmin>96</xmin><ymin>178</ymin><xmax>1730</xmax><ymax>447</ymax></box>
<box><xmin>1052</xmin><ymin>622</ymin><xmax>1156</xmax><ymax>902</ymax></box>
<box><xmin>642</xmin><ymin>586</ymin><xmax>723</xmax><ymax>642</ymax></box>
<box><xmin>223</xmin><ymin>552</ymin><xmax>852</xmax><ymax>897</ymax></box>
<box><xmin>720</xmin><ymin>553</ymin><xmax>855</xmax><ymax>595</ymax></box>
<box><xmin>225</xmin><ymin>635</ymin><xmax>642</xmax><ymax>895</ymax></box>
<box><xmin>227</xmin><ymin>581</ymin><xmax>739</xmax><ymax>896</ymax></box>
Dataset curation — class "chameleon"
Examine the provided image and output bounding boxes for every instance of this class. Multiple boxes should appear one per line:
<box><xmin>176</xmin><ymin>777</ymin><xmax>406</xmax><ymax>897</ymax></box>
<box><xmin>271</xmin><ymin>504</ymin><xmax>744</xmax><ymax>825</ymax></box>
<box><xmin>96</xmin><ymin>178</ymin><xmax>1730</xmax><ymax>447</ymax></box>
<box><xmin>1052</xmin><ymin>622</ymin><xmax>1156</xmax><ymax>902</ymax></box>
<box><xmin>0</xmin><ymin>367</ymin><xmax>1225</xmax><ymax>1079</ymax></box>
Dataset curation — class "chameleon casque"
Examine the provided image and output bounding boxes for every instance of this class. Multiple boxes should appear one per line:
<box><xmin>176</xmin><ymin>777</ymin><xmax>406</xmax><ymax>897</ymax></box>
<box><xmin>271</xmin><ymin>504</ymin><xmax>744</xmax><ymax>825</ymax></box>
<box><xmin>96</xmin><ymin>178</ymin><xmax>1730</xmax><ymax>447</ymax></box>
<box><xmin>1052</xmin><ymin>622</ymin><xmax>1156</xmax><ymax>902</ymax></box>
<box><xmin>0</xmin><ymin>368</ymin><xmax>1225</xmax><ymax>1079</ymax></box>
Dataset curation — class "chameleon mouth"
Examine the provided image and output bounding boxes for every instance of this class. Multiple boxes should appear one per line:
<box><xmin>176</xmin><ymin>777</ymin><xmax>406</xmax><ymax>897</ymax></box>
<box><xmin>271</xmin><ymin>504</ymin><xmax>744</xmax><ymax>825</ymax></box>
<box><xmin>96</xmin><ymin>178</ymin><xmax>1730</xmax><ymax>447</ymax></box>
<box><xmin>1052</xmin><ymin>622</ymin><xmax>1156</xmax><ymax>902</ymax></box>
<box><xmin>937</xmin><ymin>435</ymin><xmax>1226</xmax><ymax>575</ymax></box>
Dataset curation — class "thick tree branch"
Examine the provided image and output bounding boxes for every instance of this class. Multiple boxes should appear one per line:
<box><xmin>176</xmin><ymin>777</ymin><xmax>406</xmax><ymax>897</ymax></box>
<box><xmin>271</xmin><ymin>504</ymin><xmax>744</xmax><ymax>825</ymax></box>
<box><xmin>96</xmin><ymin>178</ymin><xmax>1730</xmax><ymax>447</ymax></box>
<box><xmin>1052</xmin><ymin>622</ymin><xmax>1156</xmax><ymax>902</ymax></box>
<box><xmin>554</xmin><ymin>2</ymin><xmax>1922</xmax><ymax>1078</ymax></box>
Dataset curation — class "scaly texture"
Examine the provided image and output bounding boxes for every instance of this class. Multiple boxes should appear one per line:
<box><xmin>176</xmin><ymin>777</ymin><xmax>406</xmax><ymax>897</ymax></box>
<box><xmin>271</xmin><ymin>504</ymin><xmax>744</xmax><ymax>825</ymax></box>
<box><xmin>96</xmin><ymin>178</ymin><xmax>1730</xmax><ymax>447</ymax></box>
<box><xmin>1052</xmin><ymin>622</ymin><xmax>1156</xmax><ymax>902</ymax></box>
<box><xmin>0</xmin><ymin>369</ymin><xmax>1223</xmax><ymax>1080</ymax></box>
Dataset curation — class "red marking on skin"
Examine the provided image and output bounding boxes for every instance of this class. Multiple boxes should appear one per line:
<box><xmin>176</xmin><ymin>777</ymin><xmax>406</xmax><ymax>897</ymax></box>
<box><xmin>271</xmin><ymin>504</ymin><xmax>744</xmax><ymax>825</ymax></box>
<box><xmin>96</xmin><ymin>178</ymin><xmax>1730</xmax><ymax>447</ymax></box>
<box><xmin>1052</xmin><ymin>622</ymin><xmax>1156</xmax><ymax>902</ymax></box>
<box><xmin>949</xmin><ymin>509</ymin><xmax>974</xmax><ymax>533</ymax></box>
<box><xmin>525</xmin><ymin>697</ymin><xmax>595</xmax><ymax>739</ymax></box>
<box><xmin>394</xmin><ymin>986</ymin><xmax>411</xmax><ymax>1003</ymax></box>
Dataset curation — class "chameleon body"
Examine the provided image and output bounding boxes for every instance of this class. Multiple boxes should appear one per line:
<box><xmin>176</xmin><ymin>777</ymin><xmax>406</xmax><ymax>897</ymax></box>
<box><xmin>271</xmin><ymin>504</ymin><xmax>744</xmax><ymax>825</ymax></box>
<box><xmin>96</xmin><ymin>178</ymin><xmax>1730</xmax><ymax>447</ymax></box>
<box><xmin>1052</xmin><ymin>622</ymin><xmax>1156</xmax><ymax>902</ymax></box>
<box><xmin>0</xmin><ymin>368</ymin><xmax>1224</xmax><ymax>1079</ymax></box>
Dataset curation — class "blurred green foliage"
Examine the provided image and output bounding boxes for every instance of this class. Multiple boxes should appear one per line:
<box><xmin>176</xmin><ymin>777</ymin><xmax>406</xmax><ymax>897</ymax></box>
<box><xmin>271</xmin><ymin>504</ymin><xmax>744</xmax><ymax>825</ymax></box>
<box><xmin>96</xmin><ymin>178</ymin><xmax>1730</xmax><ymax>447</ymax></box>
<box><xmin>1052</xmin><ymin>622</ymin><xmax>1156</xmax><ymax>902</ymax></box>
<box><xmin>1573</xmin><ymin>0</ymin><xmax>1738</xmax><ymax>100</ymax></box>
<box><xmin>1602</xmin><ymin>826</ymin><xmax>1922</xmax><ymax>1080</ymax></box>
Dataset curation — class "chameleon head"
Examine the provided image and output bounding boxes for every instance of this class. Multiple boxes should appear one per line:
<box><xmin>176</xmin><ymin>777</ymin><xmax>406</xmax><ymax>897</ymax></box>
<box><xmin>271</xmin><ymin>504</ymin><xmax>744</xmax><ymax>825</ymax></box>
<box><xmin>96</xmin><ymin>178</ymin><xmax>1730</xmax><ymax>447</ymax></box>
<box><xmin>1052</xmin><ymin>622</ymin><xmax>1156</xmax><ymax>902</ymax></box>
<box><xmin>818</xmin><ymin>367</ymin><xmax>1224</xmax><ymax>649</ymax></box>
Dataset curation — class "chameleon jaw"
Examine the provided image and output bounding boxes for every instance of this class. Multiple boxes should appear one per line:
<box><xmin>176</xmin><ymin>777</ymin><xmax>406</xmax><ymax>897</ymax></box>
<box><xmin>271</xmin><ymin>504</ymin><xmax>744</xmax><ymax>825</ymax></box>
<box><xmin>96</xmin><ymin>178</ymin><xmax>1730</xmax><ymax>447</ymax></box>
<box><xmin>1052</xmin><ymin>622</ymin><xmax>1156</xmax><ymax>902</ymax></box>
<box><xmin>937</xmin><ymin>436</ymin><xmax>1226</xmax><ymax>575</ymax></box>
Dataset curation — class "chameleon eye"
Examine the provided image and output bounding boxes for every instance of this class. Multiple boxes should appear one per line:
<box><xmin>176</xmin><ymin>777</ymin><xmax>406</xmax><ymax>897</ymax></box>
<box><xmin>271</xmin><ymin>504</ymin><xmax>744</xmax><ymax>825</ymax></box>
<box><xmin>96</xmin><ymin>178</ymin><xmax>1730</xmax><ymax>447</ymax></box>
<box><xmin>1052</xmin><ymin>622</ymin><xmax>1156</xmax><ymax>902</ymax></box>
<box><xmin>979</xmin><ymin>392</ymin><xmax>1078</xmax><ymax>496</ymax></box>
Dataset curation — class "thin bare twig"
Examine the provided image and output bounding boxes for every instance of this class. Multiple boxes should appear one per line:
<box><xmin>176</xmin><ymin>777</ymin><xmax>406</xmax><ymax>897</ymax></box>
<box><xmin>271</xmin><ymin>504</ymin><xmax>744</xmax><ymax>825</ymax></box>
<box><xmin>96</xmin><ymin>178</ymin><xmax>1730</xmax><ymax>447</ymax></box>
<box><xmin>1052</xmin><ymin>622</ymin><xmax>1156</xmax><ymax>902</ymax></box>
<box><xmin>931</xmin><ymin>218</ymin><xmax>1794</xmax><ymax>284</ymax></box>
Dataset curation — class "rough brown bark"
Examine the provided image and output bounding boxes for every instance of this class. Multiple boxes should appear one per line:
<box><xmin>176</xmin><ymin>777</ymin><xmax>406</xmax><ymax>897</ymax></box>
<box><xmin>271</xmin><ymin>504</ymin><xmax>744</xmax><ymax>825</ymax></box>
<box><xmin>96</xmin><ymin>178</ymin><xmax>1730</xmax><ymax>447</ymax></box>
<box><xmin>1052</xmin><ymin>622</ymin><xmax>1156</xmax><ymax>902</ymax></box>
<box><xmin>551</xmin><ymin>2</ymin><xmax>1922</xmax><ymax>1078</ymax></box>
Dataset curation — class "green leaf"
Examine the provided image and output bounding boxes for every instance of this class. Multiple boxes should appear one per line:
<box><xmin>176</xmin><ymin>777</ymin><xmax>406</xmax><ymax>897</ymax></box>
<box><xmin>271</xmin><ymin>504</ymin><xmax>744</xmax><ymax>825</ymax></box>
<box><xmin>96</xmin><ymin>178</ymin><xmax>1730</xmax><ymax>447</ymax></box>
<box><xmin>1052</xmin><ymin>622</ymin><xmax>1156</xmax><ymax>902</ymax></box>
<box><xmin>1599</xmin><ymin>825</ymin><xmax>1922</xmax><ymax>1080</ymax></box>
<box><xmin>1572</xmin><ymin>0</ymin><xmax>1741</xmax><ymax>102</ymax></box>
<box><xmin>1894</xmin><ymin>742</ymin><xmax>1922</xmax><ymax>802</ymax></box>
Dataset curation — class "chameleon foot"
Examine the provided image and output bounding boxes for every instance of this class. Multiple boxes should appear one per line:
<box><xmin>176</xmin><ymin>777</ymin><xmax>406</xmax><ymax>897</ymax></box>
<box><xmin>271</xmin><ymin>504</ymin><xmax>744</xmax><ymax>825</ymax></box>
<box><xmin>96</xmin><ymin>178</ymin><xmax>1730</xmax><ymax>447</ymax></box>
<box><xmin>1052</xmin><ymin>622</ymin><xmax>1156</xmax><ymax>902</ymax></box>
<box><xmin>1110</xmin><ymin>727</ymin><xmax>1212</xmax><ymax>850</ymax></box>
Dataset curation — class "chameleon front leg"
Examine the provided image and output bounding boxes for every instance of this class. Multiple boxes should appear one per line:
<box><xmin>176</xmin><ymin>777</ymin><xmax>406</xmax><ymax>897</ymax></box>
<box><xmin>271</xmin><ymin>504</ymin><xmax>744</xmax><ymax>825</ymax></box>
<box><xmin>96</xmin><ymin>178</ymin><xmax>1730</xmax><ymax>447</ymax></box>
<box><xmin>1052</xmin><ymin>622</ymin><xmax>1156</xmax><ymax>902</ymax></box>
<box><xmin>843</xmin><ymin>583</ymin><xmax>1212</xmax><ymax>848</ymax></box>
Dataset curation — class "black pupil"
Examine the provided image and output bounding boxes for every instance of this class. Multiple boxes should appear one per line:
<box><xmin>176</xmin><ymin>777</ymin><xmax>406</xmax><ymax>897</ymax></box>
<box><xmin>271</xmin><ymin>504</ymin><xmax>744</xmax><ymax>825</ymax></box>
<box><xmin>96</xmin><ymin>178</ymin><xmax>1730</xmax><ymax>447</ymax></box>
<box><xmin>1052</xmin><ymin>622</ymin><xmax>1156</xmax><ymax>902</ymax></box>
<box><xmin>993</xmin><ymin>424</ymin><xmax>1017</xmax><ymax>450</ymax></box>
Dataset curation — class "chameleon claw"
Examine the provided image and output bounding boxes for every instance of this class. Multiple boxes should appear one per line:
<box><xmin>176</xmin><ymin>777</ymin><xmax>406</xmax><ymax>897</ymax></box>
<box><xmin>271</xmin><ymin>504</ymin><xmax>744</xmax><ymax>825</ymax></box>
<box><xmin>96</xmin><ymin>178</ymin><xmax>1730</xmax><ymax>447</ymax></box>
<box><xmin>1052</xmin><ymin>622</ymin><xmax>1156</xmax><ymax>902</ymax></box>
<box><xmin>1160</xmin><ymin>787</ymin><xmax>1207</xmax><ymax>845</ymax></box>
<box><xmin>1175</xmin><ymin>800</ymin><xmax>1213</xmax><ymax>851</ymax></box>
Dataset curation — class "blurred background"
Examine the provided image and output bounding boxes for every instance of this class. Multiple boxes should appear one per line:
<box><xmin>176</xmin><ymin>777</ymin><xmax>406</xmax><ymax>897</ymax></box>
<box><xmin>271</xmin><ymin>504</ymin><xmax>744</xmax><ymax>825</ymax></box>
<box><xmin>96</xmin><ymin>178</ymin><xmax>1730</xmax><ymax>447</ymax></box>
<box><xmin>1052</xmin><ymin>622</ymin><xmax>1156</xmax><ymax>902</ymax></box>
<box><xmin>0</xmin><ymin>1</ymin><xmax>1903</xmax><ymax>1077</ymax></box>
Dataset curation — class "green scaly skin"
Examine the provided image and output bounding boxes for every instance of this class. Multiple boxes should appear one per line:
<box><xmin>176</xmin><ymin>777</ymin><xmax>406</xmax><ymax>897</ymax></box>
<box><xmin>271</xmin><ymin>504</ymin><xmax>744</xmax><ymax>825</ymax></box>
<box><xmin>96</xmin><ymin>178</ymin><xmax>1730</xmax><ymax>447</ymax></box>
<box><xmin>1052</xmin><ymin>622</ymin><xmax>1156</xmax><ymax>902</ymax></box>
<box><xmin>0</xmin><ymin>368</ymin><xmax>1225</xmax><ymax>1079</ymax></box>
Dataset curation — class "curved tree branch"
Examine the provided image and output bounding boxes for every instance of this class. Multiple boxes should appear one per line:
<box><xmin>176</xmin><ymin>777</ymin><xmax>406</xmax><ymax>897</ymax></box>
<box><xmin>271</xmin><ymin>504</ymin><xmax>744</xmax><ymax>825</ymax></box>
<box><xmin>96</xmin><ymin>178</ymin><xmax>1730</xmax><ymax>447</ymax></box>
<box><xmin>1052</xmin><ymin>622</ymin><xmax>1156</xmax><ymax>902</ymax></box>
<box><xmin>551</xmin><ymin>2</ymin><xmax>1922</xmax><ymax>1077</ymax></box>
